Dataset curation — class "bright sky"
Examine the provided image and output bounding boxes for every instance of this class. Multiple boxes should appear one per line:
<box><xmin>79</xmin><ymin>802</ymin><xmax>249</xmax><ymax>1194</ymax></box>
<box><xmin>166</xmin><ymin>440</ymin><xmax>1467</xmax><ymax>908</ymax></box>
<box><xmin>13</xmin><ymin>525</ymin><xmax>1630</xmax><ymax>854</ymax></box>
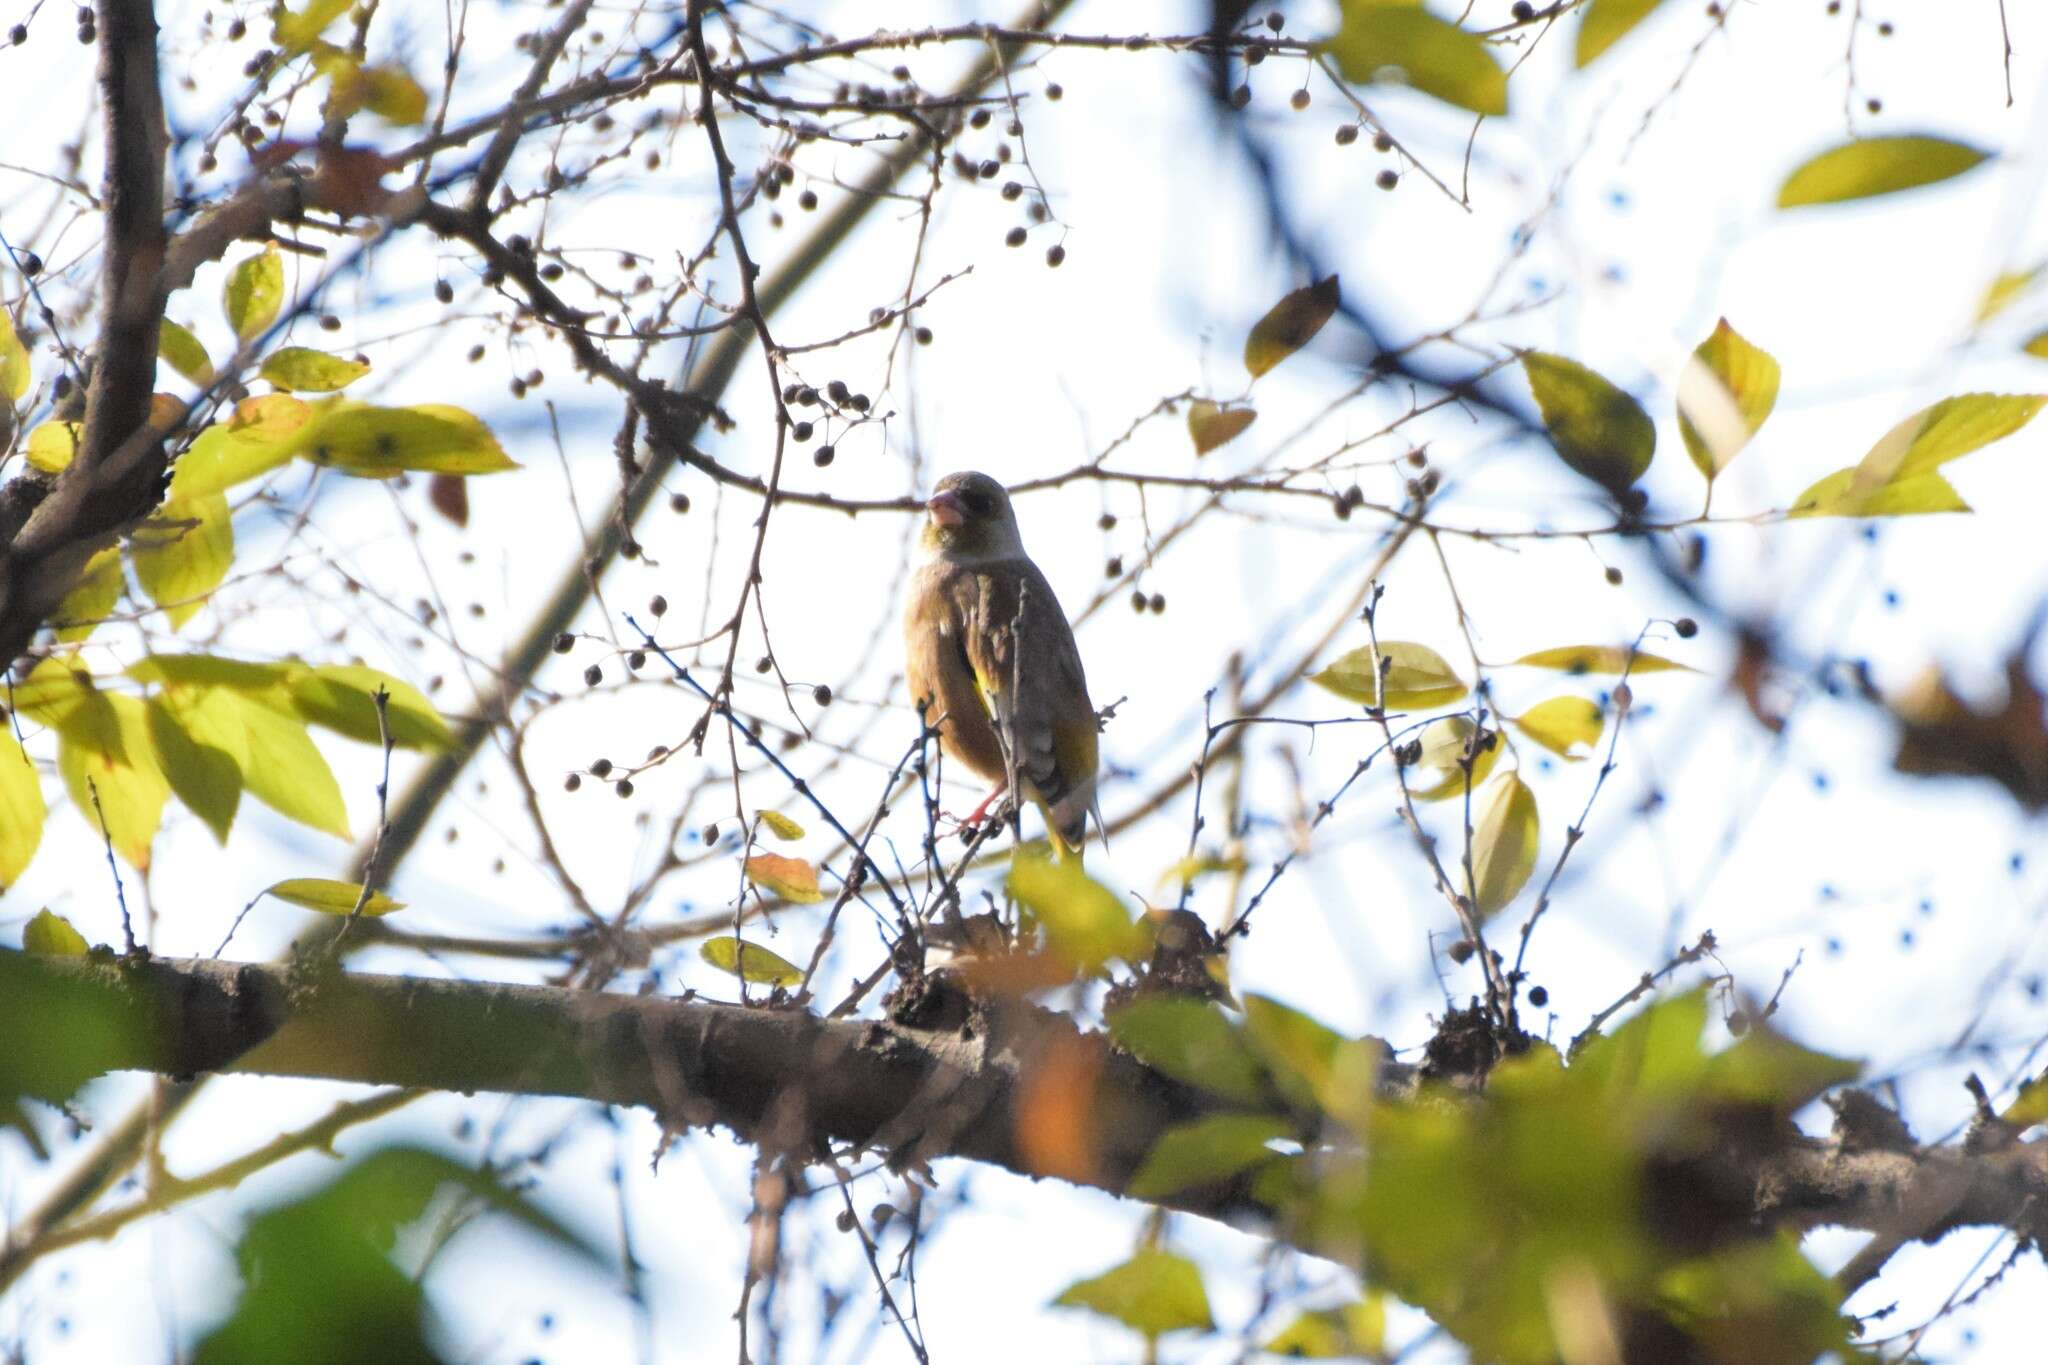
<box><xmin>5</xmin><ymin>0</ymin><xmax>2048</xmax><ymax>1360</ymax></box>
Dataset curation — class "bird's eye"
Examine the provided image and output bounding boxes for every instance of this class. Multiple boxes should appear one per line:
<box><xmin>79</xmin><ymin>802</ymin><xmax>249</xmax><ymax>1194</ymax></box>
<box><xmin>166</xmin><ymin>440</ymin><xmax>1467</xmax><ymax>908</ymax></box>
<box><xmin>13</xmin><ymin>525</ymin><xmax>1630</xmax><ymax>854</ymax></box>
<box><xmin>966</xmin><ymin>494</ymin><xmax>990</xmax><ymax>515</ymax></box>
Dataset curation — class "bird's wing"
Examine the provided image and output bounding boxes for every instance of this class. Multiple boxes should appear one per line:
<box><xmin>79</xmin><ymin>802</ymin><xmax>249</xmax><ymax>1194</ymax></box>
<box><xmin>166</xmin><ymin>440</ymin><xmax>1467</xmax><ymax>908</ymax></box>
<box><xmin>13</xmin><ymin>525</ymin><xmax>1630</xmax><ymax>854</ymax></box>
<box><xmin>952</xmin><ymin>559</ymin><xmax>1098</xmax><ymax>844</ymax></box>
<box><xmin>904</xmin><ymin>562</ymin><xmax>1007</xmax><ymax>782</ymax></box>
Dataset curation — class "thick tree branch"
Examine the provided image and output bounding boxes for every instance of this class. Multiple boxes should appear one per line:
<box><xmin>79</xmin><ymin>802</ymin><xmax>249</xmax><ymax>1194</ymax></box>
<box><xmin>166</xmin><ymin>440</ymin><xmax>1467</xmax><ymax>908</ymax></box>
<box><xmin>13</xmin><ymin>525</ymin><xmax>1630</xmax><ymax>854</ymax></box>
<box><xmin>0</xmin><ymin>0</ymin><xmax>169</xmax><ymax>664</ymax></box>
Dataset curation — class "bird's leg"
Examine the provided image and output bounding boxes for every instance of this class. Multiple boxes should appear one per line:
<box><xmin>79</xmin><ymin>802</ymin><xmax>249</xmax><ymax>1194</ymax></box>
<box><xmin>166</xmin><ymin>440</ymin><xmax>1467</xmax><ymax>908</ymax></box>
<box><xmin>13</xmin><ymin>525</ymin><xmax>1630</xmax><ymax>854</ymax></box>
<box><xmin>960</xmin><ymin>779</ymin><xmax>1010</xmax><ymax>828</ymax></box>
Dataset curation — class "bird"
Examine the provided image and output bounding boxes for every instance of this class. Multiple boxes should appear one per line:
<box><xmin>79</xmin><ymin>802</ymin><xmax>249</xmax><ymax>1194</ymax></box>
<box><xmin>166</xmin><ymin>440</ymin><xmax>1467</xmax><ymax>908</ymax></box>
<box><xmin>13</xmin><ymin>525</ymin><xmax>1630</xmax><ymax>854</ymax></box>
<box><xmin>903</xmin><ymin>471</ymin><xmax>1101</xmax><ymax>857</ymax></box>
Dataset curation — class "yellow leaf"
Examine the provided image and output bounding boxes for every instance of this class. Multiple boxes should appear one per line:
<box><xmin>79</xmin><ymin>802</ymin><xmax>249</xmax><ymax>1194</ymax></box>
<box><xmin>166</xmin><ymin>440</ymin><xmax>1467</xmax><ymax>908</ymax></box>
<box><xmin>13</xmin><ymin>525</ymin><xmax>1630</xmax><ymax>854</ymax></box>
<box><xmin>1410</xmin><ymin>715</ymin><xmax>1501</xmax><ymax>801</ymax></box>
<box><xmin>223</xmin><ymin>245</ymin><xmax>285</xmax><ymax>344</ymax></box>
<box><xmin>53</xmin><ymin>548</ymin><xmax>123</xmax><ymax>644</ymax></box>
<box><xmin>744</xmin><ymin>851</ymin><xmax>825</xmax><ymax>904</ymax></box>
<box><xmin>8</xmin><ymin>658</ymin><xmax>96</xmax><ymax>728</ymax></box>
<box><xmin>1575</xmin><ymin>0</ymin><xmax>1670</xmax><ymax>67</ymax></box>
<box><xmin>23</xmin><ymin>909</ymin><xmax>88</xmax><ymax>955</ymax></box>
<box><xmin>291</xmin><ymin>401</ymin><xmax>518</xmax><ymax>476</ymax></box>
<box><xmin>2026</xmin><ymin>330</ymin><xmax>2048</xmax><ymax>361</ymax></box>
<box><xmin>146</xmin><ymin>694</ymin><xmax>241</xmax><ymax>844</ymax></box>
<box><xmin>1244</xmin><ymin>276</ymin><xmax>1340</xmax><ymax>380</ymax></box>
<box><xmin>168</xmin><ymin>394</ymin><xmax>315</xmax><ymax>498</ymax></box>
<box><xmin>1512</xmin><ymin>696</ymin><xmax>1604</xmax><ymax>759</ymax></box>
<box><xmin>1052</xmin><ymin>1249</ymin><xmax>1214</xmax><ymax>1338</ymax></box>
<box><xmin>1677</xmin><ymin>318</ymin><xmax>1781</xmax><ymax>480</ymax></box>
<box><xmin>1778</xmin><ymin>135</ymin><xmax>1992</xmax><ymax>209</ymax></box>
<box><xmin>158</xmin><ymin>319</ymin><xmax>214</xmax><ymax>384</ymax></box>
<box><xmin>1311</xmin><ymin>640</ymin><xmax>1469</xmax><ymax>710</ymax></box>
<box><xmin>1851</xmin><ymin>393</ymin><xmax>2045</xmax><ymax>489</ymax></box>
<box><xmin>759</xmin><ymin>809</ymin><xmax>805</xmax><ymax>841</ymax></box>
<box><xmin>1321</xmin><ymin>6</ymin><xmax>1506</xmax><ymax>117</ymax></box>
<box><xmin>0</xmin><ymin>729</ymin><xmax>46</xmax><ymax>886</ymax></box>
<box><xmin>131</xmin><ymin>493</ymin><xmax>233</xmax><ymax>629</ymax></box>
<box><xmin>272</xmin><ymin>0</ymin><xmax>352</xmax><ymax>56</ymax></box>
<box><xmin>259</xmin><ymin>346</ymin><xmax>370</xmax><ymax>393</ymax></box>
<box><xmin>0</xmin><ymin>307</ymin><xmax>29</xmax><ymax>402</ymax></box>
<box><xmin>128</xmin><ymin>653</ymin><xmax>294</xmax><ymax>692</ymax></box>
<box><xmin>25</xmin><ymin>420</ymin><xmax>80</xmax><ymax>473</ymax></box>
<box><xmin>266</xmin><ymin>877</ymin><xmax>405</xmax><ymax>916</ymax></box>
<box><xmin>700</xmin><ymin>936</ymin><xmax>804</xmax><ymax>986</ymax></box>
<box><xmin>1008</xmin><ymin>846</ymin><xmax>1146</xmax><ymax>974</ymax></box>
<box><xmin>1522</xmin><ymin>352</ymin><xmax>1655</xmax><ymax>491</ymax></box>
<box><xmin>1512</xmin><ymin>645</ymin><xmax>1694</xmax><ymax>675</ymax></box>
<box><xmin>1153</xmin><ymin>851</ymin><xmax>1246</xmax><ymax>895</ymax></box>
<box><xmin>58</xmin><ymin>693</ymin><xmax>169</xmax><ymax>869</ymax></box>
<box><xmin>1186</xmin><ymin>400</ymin><xmax>1257</xmax><ymax>455</ymax></box>
<box><xmin>364</xmin><ymin>65</ymin><xmax>428</xmax><ymax>125</ymax></box>
<box><xmin>1471</xmin><ymin>772</ymin><xmax>1539</xmax><ymax>918</ymax></box>
<box><xmin>1979</xmin><ymin>264</ymin><xmax>2044</xmax><ymax>325</ymax></box>
<box><xmin>1787</xmin><ymin>466</ymin><xmax>1971</xmax><ymax>519</ymax></box>
<box><xmin>179</xmin><ymin>685</ymin><xmax>349</xmax><ymax>839</ymax></box>
<box><xmin>288</xmin><ymin>664</ymin><xmax>455</xmax><ymax>750</ymax></box>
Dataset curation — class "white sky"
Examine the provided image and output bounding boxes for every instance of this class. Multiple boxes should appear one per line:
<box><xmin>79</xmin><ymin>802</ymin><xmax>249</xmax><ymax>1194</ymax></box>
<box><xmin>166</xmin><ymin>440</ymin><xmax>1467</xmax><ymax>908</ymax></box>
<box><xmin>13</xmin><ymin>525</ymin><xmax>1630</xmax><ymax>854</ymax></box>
<box><xmin>6</xmin><ymin>0</ymin><xmax>2048</xmax><ymax>1360</ymax></box>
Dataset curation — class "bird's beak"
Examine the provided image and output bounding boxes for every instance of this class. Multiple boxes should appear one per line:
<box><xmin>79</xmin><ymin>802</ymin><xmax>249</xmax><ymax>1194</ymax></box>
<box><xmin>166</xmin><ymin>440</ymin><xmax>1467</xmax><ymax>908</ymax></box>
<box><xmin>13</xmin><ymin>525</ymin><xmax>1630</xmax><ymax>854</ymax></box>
<box><xmin>926</xmin><ymin>490</ymin><xmax>966</xmax><ymax>528</ymax></box>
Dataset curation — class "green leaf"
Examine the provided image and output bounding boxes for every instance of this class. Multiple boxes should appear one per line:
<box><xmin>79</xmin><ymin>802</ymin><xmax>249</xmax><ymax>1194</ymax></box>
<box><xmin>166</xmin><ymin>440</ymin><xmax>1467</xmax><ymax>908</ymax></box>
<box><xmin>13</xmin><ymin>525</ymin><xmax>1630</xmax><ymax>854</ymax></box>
<box><xmin>0</xmin><ymin>730</ymin><xmax>45</xmax><ymax>886</ymax></box>
<box><xmin>131</xmin><ymin>493</ymin><xmax>233</xmax><ymax>629</ymax></box>
<box><xmin>1777</xmin><ymin>135</ymin><xmax>1993</xmax><ymax>208</ymax></box>
<box><xmin>24</xmin><ymin>420</ymin><xmax>79</xmax><ymax>473</ymax></box>
<box><xmin>1575</xmin><ymin>0</ymin><xmax>1670</xmax><ymax>67</ymax></box>
<box><xmin>1126</xmin><ymin>1114</ymin><xmax>1288</xmax><ymax>1199</ymax></box>
<box><xmin>1511</xmin><ymin>696</ymin><xmax>1604</xmax><ymax>759</ymax></box>
<box><xmin>1311</xmin><ymin>640</ymin><xmax>1469</xmax><ymax>710</ymax></box>
<box><xmin>364</xmin><ymin>66</ymin><xmax>428</xmax><ymax>125</ymax></box>
<box><xmin>1678</xmin><ymin>319</ymin><xmax>1782</xmax><ymax>480</ymax></box>
<box><xmin>58</xmin><ymin>693</ymin><xmax>169</xmax><ymax>869</ymax></box>
<box><xmin>292</xmin><ymin>401</ymin><xmax>518</xmax><ymax>476</ymax></box>
<box><xmin>1512</xmin><ymin>645</ymin><xmax>1694</xmax><ymax>675</ymax></box>
<box><xmin>169</xmin><ymin>395</ymin><xmax>315</xmax><ymax>498</ymax></box>
<box><xmin>0</xmin><ymin>307</ymin><xmax>29</xmax><ymax>402</ymax></box>
<box><xmin>8</xmin><ymin>658</ymin><xmax>97</xmax><ymax>728</ymax></box>
<box><xmin>1658</xmin><ymin>1236</ymin><xmax>1855</xmax><ymax>1363</ymax></box>
<box><xmin>1241</xmin><ymin>994</ymin><xmax>1347</xmax><ymax>1113</ymax></box>
<box><xmin>1410</xmin><ymin>714</ymin><xmax>1501</xmax><ymax>801</ymax></box>
<box><xmin>1244</xmin><ymin>275</ymin><xmax>1341</xmax><ymax>380</ymax></box>
<box><xmin>700</xmin><ymin>936</ymin><xmax>804</xmax><ymax>986</ymax></box>
<box><xmin>158</xmin><ymin>319</ymin><xmax>214</xmax><ymax>384</ymax></box>
<box><xmin>259</xmin><ymin>346</ymin><xmax>370</xmax><ymax>394</ymax></box>
<box><xmin>1007</xmin><ymin>847</ymin><xmax>1145</xmax><ymax>972</ymax></box>
<box><xmin>1470</xmin><ymin>772</ymin><xmax>1538</xmax><ymax>917</ymax></box>
<box><xmin>288</xmin><ymin>664</ymin><xmax>455</xmax><ymax>751</ymax></box>
<box><xmin>1323</xmin><ymin>5</ymin><xmax>1507</xmax><ymax>117</ymax></box>
<box><xmin>266</xmin><ymin>877</ymin><xmax>405</xmax><ymax>917</ymax></box>
<box><xmin>744</xmin><ymin>852</ymin><xmax>825</xmax><ymax>904</ymax></box>
<box><xmin>1052</xmin><ymin>1249</ymin><xmax>1214</xmax><ymax>1339</ymax></box>
<box><xmin>1704</xmin><ymin>1027</ymin><xmax>1860</xmax><ymax>1114</ymax></box>
<box><xmin>1790</xmin><ymin>393</ymin><xmax>2045</xmax><ymax>518</ymax></box>
<box><xmin>185</xmin><ymin>686</ymin><xmax>350</xmax><ymax>839</ymax></box>
<box><xmin>223</xmin><ymin>245</ymin><xmax>286</xmax><ymax>344</ymax></box>
<box><xmin>1522</xmin><ymin>351</ymin><xmax>1655</xmax><ymax>491</ymax></box>
<box><xmin>1109</xmin><ymin>997</ymin><xmax>1270</xmax><ymax>1103</ymax></box>
<box><xmin>23</xmin><ymin>909</ymin><xmax>89</xmax><ymax>956</ymax></box>
<box><xmin>1186</xmin><ymin>400</ymin><xmax>1257</xmax><ymax>455</ymax></box>
<box><xmin>1260</xmin><ymin>1299</ymin><xmax>1388</xmax><ymax>1358</ymax></box>
<box><xmin>147</xmin><ymin>694</ymin><xmax>241</xmax><ymax>843</ymax></box>
<box><xmin>53</xmin><ymin>548</ymin><xmax>123</xmax><ymax>644</ymax></box>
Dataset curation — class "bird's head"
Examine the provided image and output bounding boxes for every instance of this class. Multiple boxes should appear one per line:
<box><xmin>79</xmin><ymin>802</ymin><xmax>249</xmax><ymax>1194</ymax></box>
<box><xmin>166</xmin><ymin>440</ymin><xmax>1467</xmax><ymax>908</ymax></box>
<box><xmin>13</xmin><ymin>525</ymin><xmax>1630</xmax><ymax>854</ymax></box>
<box><xmin>921</xmin><ymin>470</ymin><xmax>1026</xmax><ymax>563</ymax></box>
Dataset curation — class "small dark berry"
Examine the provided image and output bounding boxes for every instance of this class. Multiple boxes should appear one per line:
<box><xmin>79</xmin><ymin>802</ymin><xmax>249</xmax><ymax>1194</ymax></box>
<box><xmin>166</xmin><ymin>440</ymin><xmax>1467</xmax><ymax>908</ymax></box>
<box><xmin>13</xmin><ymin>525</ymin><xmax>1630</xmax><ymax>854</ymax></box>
<box><xmin>564</xmin><ymin>773</ymin><xmax>581</xmax><ymax>791</ymax></box>
<box><xmin>1373</xmin><ymin>132</ymin><xmax>1394</xmax><ymax>152</ymax></box>
<box><xmin>1289</xmin><ymin>89</ymin><xmax>1310</xmax><ymax>111</ymax></box>
<box><xmin>798</xmin><ymin>190</ymin><xmax>818</xmax><ymax>211</ymax></box>
<box><xmin>628</xmin><ymin>651</ymin><xmax>647</xmax><ymax>670</ymax></box>
<box><xmin>591</xmin><ymin>758</ymin><xmax>614</xmax><ymax>777</ymax></box>
<box><xmin>616</xmin><ymin>779</ymin><xmax>634</xmax><ymax>798</ymax></box>
<box><xmin>1675</xmin><ymin>617</ymin><xmax>1699</xmax><ymax>639</ymax></box>
<box><xmin>1230</xmin><ymin>85</ymin><xmax>1251</xmax><ymax>110</ymax></box>
<box><xmin>1149</xmin><ymin>593</ymin><xmax>1165</xmax><ymax>613</ymax></box>
<box><xmin>1604</xmin><ymin>566</ymin><xmax>1623</xmax><ymax>585</ymax></box>
<box><xmin>915</xmin><ymin>326</ymin><xmax>933</xmax><ymax>345</ymax></box>
<box><xmin>651</xmin><ymin>594</ymin><xmax>668</xmax><ymax>616</ymax></box>
<box><xmin>1045</xmin><ymin>244</ymin><xmax>1066</xmax><ymax>267</ymax></box>
<box><xmin>1335</xmin><ymin>125</ymin><xmax>1359</xmax><ymax>146</ymax></box>
<box><xmin>553</xmin><ymin>632</ymin><xmax>575</xmax><ymax>653</ymax></box>
<box><xmin>1005</xmin><ymin>226</ymin><xmax>1027</xmax><ymax>247</ymax></box>
<box><xmin>1000</xmin><ymin>181</ymin><xmax>1023</xmax><ymax>201</ymax></box>
<box><xmin>1447</xmin><ymin>939</ymin><xmax>1475</xmax><ymax>964</ymax></box>
<box><xmin>1376</xmin><ymin>169</ymin><xmax>1398</xmax><ymax>190</ymax></box>
<box><xmin>1529</xmin><ymin>985</ymin><xmax>1549</xmax><ymax>1007</ymax></box>
<box><xmin>435</xmin><ymin>280</ymin><xmax>453</xmax><ymax>304</ymax></box>
<box><xmin>791</xmin><ymin>421</ymin><xmax>813</xmax><ymax>441</ymax></box>
<box><xmin>1511</xmin><ymin>1</ymin><xmax>1535</xmax><ymax>20</ymax></box>
<box><xmin>1045</xmin><ymin>82</ymin><xmax>1063</xmax><ymax>100</ymax></box>
<box><xmin>583</xmin><ymin>664</ymin><xmax>602</xmax><ymax>685</ymax></box>
<box><xmin>670</xmin><ymin>493</ymin><xmax>691</xmax><ymax>513</ymax></box>
<box><xmin>1131</xmin><ymin>590</ymin><xmax>1148</xmax><ymax>613</ymax></box>
<box><xmin>467</xmin><ymin>344</ymin><xmax>485</xmax><ymax>362</ymax></box>
<box><xmin>970</xmin><ymin>109</ymin><xmax>991</xmax><ymax>128</ymax></box>
<box><xmin>1105</xmin><ymin>556</ymin><xmax>1122</xmax><ymax>577</ymax></box>
<box><xmin>755</xmin><ymin>656</ymin><xmax>772</xmax><ymax>674</ymax></box>
<box><xmin>813</xmin><ymin>684</ymin><xmax>832</xmax><ymax>705</ymax></box>
<box><xmin>1097</xmin><ymin>513</ymin><xmax>1117</xmax><ymax>530</ymax></box>
<box><xmin>10</xmin><ymin>23</ymin><xmax>27</xmax><ymax>43</ymax></box>
<box><xmin>703</xmin><ymin>824</ymin><xmax>719</xmax><ymax>844</ymax></box>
